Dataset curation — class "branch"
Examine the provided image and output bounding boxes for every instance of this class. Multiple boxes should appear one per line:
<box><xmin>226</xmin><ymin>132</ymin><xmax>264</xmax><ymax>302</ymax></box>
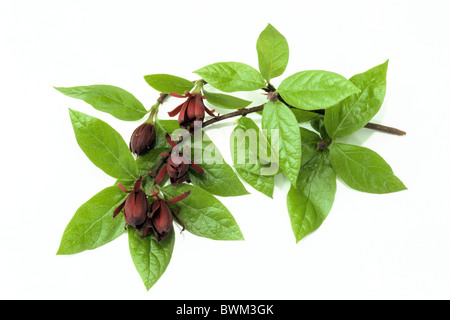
<box><xmin>148</xmin><ymin>91</ymin><xmax>406</xmax><ymax>178</ymax></box>
<box><xmin>203</xmin><ymin>105</ymin><xmax>265</xmax><ymax>127</ymax></box>
<box><xmin>363</xmin><ymin>122</ymin><xmax>406</xmax><ymax>136</ymax></box>
<box><xmin>204</xmin><ymin>102</ymin><xmax>406</xmax><ymax>136</ymax></box>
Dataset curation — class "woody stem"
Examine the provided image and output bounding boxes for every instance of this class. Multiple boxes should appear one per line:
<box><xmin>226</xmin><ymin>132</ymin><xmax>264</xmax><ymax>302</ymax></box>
<box><xmin>148</xmin><ymin>90</ymin><xmax>406</xmax><ymax>178</ymax></box>
<box><xmin>203</xmin><ymin>103</ymin><xmax>406</xmax><ymax>136</ymax></box>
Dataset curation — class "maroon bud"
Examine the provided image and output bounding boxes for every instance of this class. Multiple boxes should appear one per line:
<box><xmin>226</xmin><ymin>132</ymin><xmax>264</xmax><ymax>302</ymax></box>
<box><xmin>317</xmin><ymin>140</ymin><xmax>327</xmax><ymax>151</ymax></box>
<box><xmin>153</xmin><ymin>134</ymin><xmax>205</xmax><ymax>187</ymax></box>
<box><xmin>124</xmin><ymin>189</ymin><xmax>148</xmax><ymax>227</ymax></box>
<box><xmin>149</xmin><ymin>199</ymin><xmax>174</xmax><ymax>242</ymax></box>
<box><xmin>267</xmin><ymin>92</ymin><xmax>278</xmax><ymax>102</ymax></box>
<box><xmin>166</xmin><ymin>156</ymin><xmax>190</xmax><ymax>186</ymax></box>
<box><xmin>129</xmin><ymin>122</ymin><xmax>156</xmax><ymax>157</ymax></box>
<box><xmin>144</xmin><ymin>190</ymin><xmax>190</xmax><ymax>241</ymax></box>
<box><xmin>114</xmin><ymin>177</ymin><xmax>148</xmax><ymax>227</ymax></box>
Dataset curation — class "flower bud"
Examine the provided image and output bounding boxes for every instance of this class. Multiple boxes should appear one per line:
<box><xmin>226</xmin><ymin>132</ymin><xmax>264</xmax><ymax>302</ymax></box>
<box><xmin>166</xmin><ymin>155</ymin><xmax>190</xmax><ymax>186</ymax></box>
<box><xmin>149</xmin><ymin>199</ymin><xmax>174</xmax><ymax>242</ymax></box>
<box><xmin>168</xmin><ymin>92</ymin><xmax>217</xmax><ymax>133</ymax></box>
<box><xmin>142</xmin><ymin>190</ymin><xmax>190</xmax><ymax>241</ymax></box>
<box><xmin>114</xmin><ymin>177</ymin><xmax>148</xmax><ymax>227</ymax></box>
<box><xmin>153</xmin><ymin>134</ymin><xmax>205</xmax><ymax>187</ymax></box>
<box><xmin>124</xmin><ymin>189</ymin><xmax>148</xmax><ymax>227</ymax></box>
<box><xmin>129</xmin><ymin>122</ymin><xmax>156</xmax><ymax>157</ymax></box>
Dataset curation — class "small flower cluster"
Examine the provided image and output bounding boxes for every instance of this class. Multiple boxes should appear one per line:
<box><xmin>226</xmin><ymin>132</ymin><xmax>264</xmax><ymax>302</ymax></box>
<box><xmin>129</xmin><ymin>91</ymin><xmax>217</xmax><ymax>158</ymax></box>
<box><xmin>113</xmin><ymin>177</ymin><xmax>190</xmax><ymax>241</ymax></box>
<box><xmin>121</xmin><ymin>91</ymin><xmax>215</xmax><ymax>240</ymax></box>
<box><xmin>154</xmin><ymin>133</ymin><xmax>205</xmax><ymax>186</ymax></box>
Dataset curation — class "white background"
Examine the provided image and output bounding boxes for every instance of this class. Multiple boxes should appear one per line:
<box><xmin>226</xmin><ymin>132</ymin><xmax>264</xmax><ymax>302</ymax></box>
<box><xmin>1</xmin><ymin>0</ymin><xmax>449</xmax><ymax>300</ymax></box>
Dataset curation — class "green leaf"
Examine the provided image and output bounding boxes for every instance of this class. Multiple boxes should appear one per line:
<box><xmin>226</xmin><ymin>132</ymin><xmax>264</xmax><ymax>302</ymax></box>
<box><xmin>68</xmin><ymin>109</ymin><xmax>139</xmax><ymax>180</ymax></box>
<box><xmin>231</xmin><ymin>117</ymin><xmax>274</xmax><ymax>175</ymax></box>
<box><xmin>189</xmin><ymin>158</ymin><xmax>249</xmax><ymax>197</ymax></box>
<box><xmin>162</xmin><ymin>184</ymin><xmax>244</xmax><ymax>241</ymax></box>
<box><xmin>135</xmin><ymin>147</ymin><xmax>167</xmax><ymax>193</ymax></box>
<box><xmin>324</xmin><ymin>60</ymin><xmax>389</xmax><ymax>137</ymax></box>
<box><xmin>154</xmin><ymin>119</ymin><xmax>180</xmax><ymax>149</ymax></box>
<box><xmin>128</xmin><ymin>227</ymin><xmax>175</xmax><ymax>291</ymax></box>
<box><xmin>194</xmin><ymin>62</ymin><xmax>265</xmax><ymax>92</ymax></box>
<box><xmin>290</xmin><ymin>108</ymin><xmax>321</xmax><ymax>123</ymax></box>
<box><xmin>55</xmin><ymin>85</ymin><xmax>147</xmax><ymax>121</ymax></box>
<box><xmin>287</xmin><ymin>150</ymin><xmax>337</xmax><ymax>243</ymax></box>
<box><xmin>143</xmin><ymin>74</ymin><xmax>194</xmax><ymax>95</ymax></box>
<box><xmin>203</xmin><ymin>89</ymin><xmax>252</xmax><ymax>110</ymax></box>
<box><xmin>277</xmin><ymin>70</ymin><xmax>360</xmax><ymax>110</ymax></box>
<box><xmin>230</xmin><ymin>117</ymin><xmax>275</xmax><ymax>197</ymax></box>
<box><xmin>256</xmin><ymin>23</ymin><xmax>289</xmax><ymax>81</ymax></box>
<box><xmin>262</xmin><ymin>101</ymin><xmax>302</xmax><ymax>185</ymax></box>
<box><xmin>57</xmin><ymin>186</ymin><xmax>127</xmax><ymax>255</ymax></box>
<box><xmin>186</xmin><ymin>129</ymin><xmax>248</xmax><ymax>197</ymax></box>
<box><xmin>235</xmin><ymin>168</ymin><xmax>274</xmax><ymax>198</ymax></box>
<box><xmin>310</xmin><ymin>117</ymin><xmax>331</xmax><ymax>142</ymax></box>
<box><xmin>330</xmin><ymin>142</ymin><xmax>406</xmax><ymax>194</ymax></box>
<box><xmin>300</xmin><ymin>127</ymin><xmax>321</xmax><ymax>166</ymax></box>
<box><xmin>136</xmin><ymin>148</ymin><xmax>166</xmax><ymax>176</ymax></box>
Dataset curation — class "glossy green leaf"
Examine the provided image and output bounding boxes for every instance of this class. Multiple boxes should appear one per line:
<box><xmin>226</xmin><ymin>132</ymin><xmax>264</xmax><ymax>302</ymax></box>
<box><xmin>330</xmin><ymin>142</ymin><xmax>406</xmax><ymax>194</ymax></box>
<box><xmin>310</xmin><ymin>117</ymin><xmax>331</xmax><ymax>142</ymax></box>
<box><xmin>57</xmin><ymin>186</ymin><xmax>127</xmax><ymax>255</ymax></box>
<box><xmin>55</xmin><ymin>85</ymin><xmax>147</xmax><ymax>121</ymax></box>
<box><xmin>136</xmin><ymin>148</ymin><xmax>167</xmax><ymax>176</ymax></box>
<box><xmin>68</xmin><ymin>109</ymin><xmax>139</xmax><ymax>180</ymax></box>
<box><xmin>231</xmin><ymin>117</ymin><xmax>274</xmax><ymax>175</ymax></box>
<box><xmin>162</xmin><ymin>184</ymin><xmax>244</xmax><ymax>241</ymax></box>
<box><xmin>235</xmin><ymin>168</ymin><xmax>274</xmax><ymax>198</ymax></box>
<box><xmin>324</xmin><ymin>60</ymin><xmax>389</xmax><ymax>137</ymax></box>
<box><xmin>287</xmin><ymin>150</ymin><xmax>336</xmax><ymax>243</ymax></box>
<box><xmin>290</xmin><ymin>108</ymin><xmax>321</xmax><ymax>123</ymax></box>
<box><xmin>135</xmin><ymin>147</ymin><xmax>167</xmax><ymax>193</ymax></box>
<box><xmin>128</xmin><ymin>227</ymin><xmax>175</xmax><ymax>291</ymax></box>
<box><xmin>203</xmin><ymin>89</ymin><xmax>252</xmax><ymax>110</ymax></box>
<box><xmin>230</xmin><ymin>117</ymin><xmax>275</xmax><ymax>197</ymax></box>
<box><xmin>277</xmin><ymin>70</ymin><xmax>360</xmax><ymax>110</ymax></box>
<box><xmin>154</xmin><ymin>119</ymin><xmax>181</xmax><ymax>149</ymax></box>
<box><xmin>186</xmin><ymin>129</ymin><xmax>248</xmax><ymax>197</ymax></box>
<box><xmin>256</xmin><ymin>23</ymin><xmax>289</xmax><ymax>81</ymax></box>
<box><xmin>194</xmin><ymin>62</ymin><xmax>265</xmax><ymax>92</ymax></box>
<box><xmin>143</xmin><ymin>74</ymin><xmax>194</xmax><ymax>95</ymax></box>
<box><xmin>262</xmin><ymin>101</ymin><xmax>302</xmax><ymax>185</ymax></box>
<box><xmin>300</xmin><ymin>127</ymin><xmax>322</xmax><ymax>166</ymax></box>
<box><xmin>189</xmin><ymin>157</ymin><xmax>249</xmax><ymax>197</ymax></box>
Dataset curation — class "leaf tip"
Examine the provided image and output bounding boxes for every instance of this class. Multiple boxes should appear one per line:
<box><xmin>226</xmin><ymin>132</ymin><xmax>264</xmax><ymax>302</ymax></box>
<box><xmin>144</xmin><ymin>283</ymin><xmax>153</xmax><ymax>291</ymax></box>
<box><xmin>56</xmin><ymin>246</ymin><xmax>67</xmax><ymax>256</ymax></box>
<box><xmin>67</xmin><ymin>108</ymin><xmax>77</xmax><ymax>117</ymax></box>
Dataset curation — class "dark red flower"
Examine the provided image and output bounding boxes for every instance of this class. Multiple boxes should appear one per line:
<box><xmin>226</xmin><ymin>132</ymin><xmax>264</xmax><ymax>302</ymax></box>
<box><xmin>168</xmin><ymin>92</ymin><xmax>217</xmax><ymax>133</ymax></box>
<box><xmin>114</xmin><ymin>177</ymin><xmax>148</xmax><ymax>227</ymax></box>
<box><xmin>143</xmin><ymin>189</ymin><xmax>191</xmax><ymax>242</ymax></box>
<box><xmin>129</xmin><ymin>122</ymin><xmax>156</xmax><ymax>157</ymax></box>
<box><xmin>153</xmin><ymin>133</ymin><xmax>205</xmax><ymax>186</ymax></box>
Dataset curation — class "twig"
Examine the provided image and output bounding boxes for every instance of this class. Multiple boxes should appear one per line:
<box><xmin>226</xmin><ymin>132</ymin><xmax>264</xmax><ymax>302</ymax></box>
<box><xmin>203</xmin><ymin>105</ymin><xmax>265</xmax><ymax>127</ymax></box>
<box><xmin>203</xmin><ymin>102</ymin><xmax>406</xmax><ymax>136</ymax></box>
<box><xmin>363</xmin><ymin>122</ymin><xmax>406</xmax><ymax>136</ymax></box>
<box><xmin>148</xmin><ymin>90</ymin><xmax>406</xmax><ymax>177</ymax></box>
